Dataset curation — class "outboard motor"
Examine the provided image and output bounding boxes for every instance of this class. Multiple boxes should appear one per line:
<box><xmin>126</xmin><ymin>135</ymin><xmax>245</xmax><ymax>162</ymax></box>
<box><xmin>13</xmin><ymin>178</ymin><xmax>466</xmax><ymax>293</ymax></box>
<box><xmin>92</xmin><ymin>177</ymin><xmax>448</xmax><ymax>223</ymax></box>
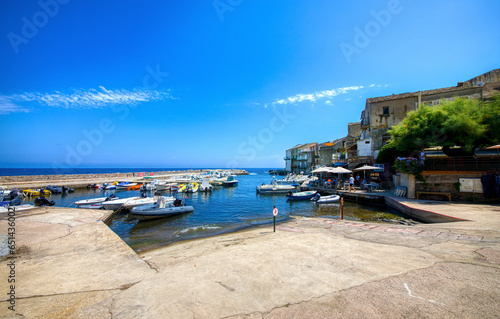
<box><xmin>34</xmin><ymin>197</ymin><xmax>55</xmax><ymax>206</ymax></box>
<box><xmin>311</xmin><ymin>193</ymin><xmax>321</xmax><ymax>201</ymax></box>
<box><xmin>104</xmin><ymin>194</ymin><xmax>116</xmax><ymax>201</ymax></box>
<box><xmin>10</xmin><ymin>188</ymin><xmax>19</xmax><ymax>198</ymax></box>
<box><xmin>173</xmin><ymin>199</ymin><xmax>182</xmax><ymax>207</ymax></box>
<box><xmin>8</xmin><ymin>196</ymin><xmax>22</xmax><ymax>206</ymax></box>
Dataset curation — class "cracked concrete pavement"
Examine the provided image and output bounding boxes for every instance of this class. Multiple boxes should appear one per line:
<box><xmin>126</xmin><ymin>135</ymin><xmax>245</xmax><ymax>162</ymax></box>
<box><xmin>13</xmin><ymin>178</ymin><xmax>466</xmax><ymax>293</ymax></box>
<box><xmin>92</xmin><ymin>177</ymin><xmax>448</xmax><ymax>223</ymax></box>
<box><xmin>1</xmin><ymin>200</ymin><xmax>500</xmax><ymax>318</ymax></box>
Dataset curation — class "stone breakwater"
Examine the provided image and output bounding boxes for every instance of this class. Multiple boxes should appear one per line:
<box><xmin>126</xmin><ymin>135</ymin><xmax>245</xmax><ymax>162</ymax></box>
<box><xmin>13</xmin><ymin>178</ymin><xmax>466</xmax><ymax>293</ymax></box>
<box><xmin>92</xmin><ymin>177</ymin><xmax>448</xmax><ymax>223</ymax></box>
<box><xmin>0</xmin><ymin>169</ymin><xmax>249</xmax><ymax>189</ymax></box>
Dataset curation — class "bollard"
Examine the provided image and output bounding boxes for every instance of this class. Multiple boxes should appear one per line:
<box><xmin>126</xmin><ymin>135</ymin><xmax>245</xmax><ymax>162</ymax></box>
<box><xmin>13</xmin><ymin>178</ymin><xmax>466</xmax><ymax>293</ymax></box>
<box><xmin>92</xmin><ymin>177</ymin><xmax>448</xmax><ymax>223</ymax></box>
<box><xmin>340</xmin><ymin>196</ymin><xmax>344</xmax><ymax>220</ymax></box>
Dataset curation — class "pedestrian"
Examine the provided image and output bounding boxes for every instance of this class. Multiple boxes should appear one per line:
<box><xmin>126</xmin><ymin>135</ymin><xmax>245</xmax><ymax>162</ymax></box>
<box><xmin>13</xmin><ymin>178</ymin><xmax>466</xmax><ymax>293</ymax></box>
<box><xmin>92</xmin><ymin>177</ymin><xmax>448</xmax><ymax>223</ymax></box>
<box><xmin>349</xmin><ymin>174</ymin><xmax>356</xmax><ymax>192</ymax></box>
<box><xmin>355</xmin><ymin>174</ymin><xmax>360</xmax><ymax>186</ymax></box>
<box><xmin>420</xmin><ymin>149</ymin><xmax>426</xmax><ymax>166</ymax></box>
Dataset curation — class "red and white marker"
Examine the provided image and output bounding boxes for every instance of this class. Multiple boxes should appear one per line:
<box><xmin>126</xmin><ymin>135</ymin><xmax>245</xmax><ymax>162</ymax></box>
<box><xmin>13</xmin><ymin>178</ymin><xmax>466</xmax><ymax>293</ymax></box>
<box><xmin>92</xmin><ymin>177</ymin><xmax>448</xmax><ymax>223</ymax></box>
<box><xmin>273</xmin><ymin>207</ymin><xmax>278</xmax><ymax>216</ymax></box>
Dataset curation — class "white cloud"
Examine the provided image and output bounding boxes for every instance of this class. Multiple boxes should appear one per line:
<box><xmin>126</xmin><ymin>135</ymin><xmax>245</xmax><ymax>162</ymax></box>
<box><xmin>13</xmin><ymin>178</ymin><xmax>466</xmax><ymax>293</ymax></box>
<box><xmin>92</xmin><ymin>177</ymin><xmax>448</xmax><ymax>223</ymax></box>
<box><xmin>270</xmin><ymin>85</ymin><xmax>364</xmax><ymax>107</ymax></box>
<box><xmin>0</xmin><ymin>87</ymin><xmax>174</xmax><ymax>114</ymax></box>
<box><xmin>325</xmin><ymin>100</ymin><xmax>332</xmax><ymax>105</ymax></box>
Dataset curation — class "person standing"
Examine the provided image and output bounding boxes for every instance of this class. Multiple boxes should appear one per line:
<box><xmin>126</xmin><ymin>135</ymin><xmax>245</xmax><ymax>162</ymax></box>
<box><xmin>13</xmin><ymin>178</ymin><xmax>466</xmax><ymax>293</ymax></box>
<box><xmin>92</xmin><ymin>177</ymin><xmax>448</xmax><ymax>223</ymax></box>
<box><xmin>349</xmin><ymin>174</ymin><xmax>356</xmax><ymax>192</ymax></box>
<box><xmin>420</xmin><ymin>149</ymin><xmax>426</xmax><ymax>166</ymax></box>
<box><xmin>355</xmin><ymin>174</ymin><xmax>361</xmax><ymax>186</ymax></box>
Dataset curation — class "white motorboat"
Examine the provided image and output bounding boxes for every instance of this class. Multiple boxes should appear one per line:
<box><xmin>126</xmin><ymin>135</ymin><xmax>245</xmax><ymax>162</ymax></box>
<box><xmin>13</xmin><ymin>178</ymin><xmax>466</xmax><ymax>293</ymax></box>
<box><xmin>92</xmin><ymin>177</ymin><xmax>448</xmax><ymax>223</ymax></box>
<box><xmin>78</xmin><ymin>203</ymin><xmax>106</xmax><ymax>209</ymax></box>
<box><xmin>130</xmin><ymin>197</ymin><xmax>193</xmax><ymax>221</ymax></box>
<box><xmin>311</xmin><ymin>194</ymin><xmax>340</xmax><ymax>203</ymax></box>
<box><xmin>222</xmin><ymin>175</ymin><xmax>238</xmax><ymax>187</ymax></box>
<box><xmin>0</xmin><ymin>204</ymin><xmax>36</xmax><ymax>213</ymax></box>
<box><xmin>101</xmin><ymin>182</ymin><xmax>117</xmax><ymax>190</ymax></box>
<box><xmin>257</xmin><ymin>178</ymin><xmax>296</xmax><ymax>194</ymax></box>
<box><xmin>102</xmin><ymin>197</ymin><xmax>140</xmax><ymax>210</ymax></box>
<box><xmin>199</xmin><ymin>177</ymin><xmax>213</xmax><ymax>192</ymax></box>
<box><xmin>122</xmin><ymin>196</ymin><xmax>158</xmax><ymax>209</ymax></box>
<box><xmin>74</xmin><ymin>195</ymin><xmax>119</xmax><ymax>208</ymax></box>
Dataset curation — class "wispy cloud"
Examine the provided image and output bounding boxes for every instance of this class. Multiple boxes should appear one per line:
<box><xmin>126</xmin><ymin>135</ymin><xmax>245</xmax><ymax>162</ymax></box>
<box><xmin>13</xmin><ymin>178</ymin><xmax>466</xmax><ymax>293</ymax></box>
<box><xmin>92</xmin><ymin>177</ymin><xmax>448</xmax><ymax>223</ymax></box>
<box><xmin>267</xmin><ymin>85</ymin><xmax>364</xmax><ymax>107</ymax></box>
<box><xmin>0</xmin><ymin>86</ymin><xmax>174</xmax><ymax>114</ymax></box>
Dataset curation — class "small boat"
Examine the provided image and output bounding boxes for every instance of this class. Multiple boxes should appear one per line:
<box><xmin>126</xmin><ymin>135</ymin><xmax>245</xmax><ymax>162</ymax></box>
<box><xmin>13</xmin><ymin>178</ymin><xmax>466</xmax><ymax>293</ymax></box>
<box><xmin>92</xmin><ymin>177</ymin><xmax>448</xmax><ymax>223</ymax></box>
<box><xmin>23</xmin><ymin>189</ymin><xmax>51</xmax><ymax>196</ymax></box>
<box><xmin>116</xmin><ymin>182</ymin><xmax>137</xmax><ymax>190</ymax></box>
<box><xmin>257</xmin><ymin>178</ymin><xmax>296</xmax><ymax>194</ymax></box>
<box><xmin>186</xmin><ymin>182</ymin><xmax>199</xmax><ymax>193</ymax></box>
<box><xmin>286</xmin><ymin>191</ymin><xmax>317</xmax><ymax>201</ymax></box>
<box><xmin>78</xmin><ymin>203</ymin><xmax>105</xmax><ymax>209</ymax></box>
<box><xmin>311</xmin><ymin>194</ymin><xmax>340</xmax><ymax>203</ymax></box>
<box><xmin>102</xmin><ymin>197</ymin><xmax>140</xmax><ymax>210</ymax></box>
<box><xmin>130</xmin><ymin>197</ymin><xmax>193</xmax><ymax>221</ymax></box>
<box><xmin>199</xmin><ymin>177</ymin><xmax>213</xmax><ymax>192</ymax></box>
<box><xmin>102</xmin><ymin>182</ymin><xmax>118</xmax><ymax>190</ymax></box>
<box><xmin>34</xmin><ymin>197</ymin><xmax>56</xmax><ymax>206</ymax></box>
<box><xmin>0</xmin><ymin>204</ymin><xmax>36</xmax><ymax>213</ymax></box>
<box><xmin>121</xmin><ymin>196</ymin><xmax>158</xmax><ymax>209</ymax></box>
<box><xmin>74</xmin><ymin>194</ymin><xmax>119</xmax><ymax>208</ymax></box>
<box><xmin>127</xmin><ymin>184</ymin><xmax>142</xmax><ymax>190</ymax></box>
<box><xmin>222</xmin><ymin>175</ymin><xmax>238</xmax><ymax>187</ymax></box>
<box><xmin>0</xmin><ymin>195</ymin><xmax>22</xmax><ymax>207</ymax></box>
<box><xmin>210</xmin><ymin>179</ymin><xmax>224</xmax><ymax>186</ymax></box>
<box><xmin>176</xmin><ymin>184</ymin><xmax>187</xmax><ymax>193</ymax></box>
<box><xmin>46</xmin><ymin>185</ymin><xmax>74</xmax><ymax>193</ymax></box>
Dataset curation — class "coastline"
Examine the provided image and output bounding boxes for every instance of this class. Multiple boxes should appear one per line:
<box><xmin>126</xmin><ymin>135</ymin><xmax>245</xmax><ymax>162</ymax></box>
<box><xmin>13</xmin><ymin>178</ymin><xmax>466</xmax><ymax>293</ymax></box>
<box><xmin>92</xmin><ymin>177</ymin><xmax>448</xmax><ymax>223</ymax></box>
<box><xmin>1</xmin><ymin>199</ymin><xmax>499</xmax><ymax>317</ymax></box>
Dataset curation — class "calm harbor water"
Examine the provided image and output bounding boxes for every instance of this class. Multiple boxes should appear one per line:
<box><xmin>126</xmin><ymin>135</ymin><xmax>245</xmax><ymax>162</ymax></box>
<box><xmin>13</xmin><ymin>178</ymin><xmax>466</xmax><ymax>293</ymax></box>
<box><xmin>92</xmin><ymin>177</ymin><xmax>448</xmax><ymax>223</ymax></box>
<box><xmin>16</xmin><ymin>168</ymin><xmax>413</xmax><ymax>252</ymax></box>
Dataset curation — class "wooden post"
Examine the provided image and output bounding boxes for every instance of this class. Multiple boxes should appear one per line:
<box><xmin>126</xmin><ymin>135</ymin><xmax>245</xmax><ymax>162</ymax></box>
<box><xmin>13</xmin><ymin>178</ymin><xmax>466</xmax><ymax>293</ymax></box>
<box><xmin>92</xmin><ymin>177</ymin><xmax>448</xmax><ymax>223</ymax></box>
<box><xmin>340</xmin><ymin>196</ymin><xmax>344</xmax><ymax>220</ymax></box>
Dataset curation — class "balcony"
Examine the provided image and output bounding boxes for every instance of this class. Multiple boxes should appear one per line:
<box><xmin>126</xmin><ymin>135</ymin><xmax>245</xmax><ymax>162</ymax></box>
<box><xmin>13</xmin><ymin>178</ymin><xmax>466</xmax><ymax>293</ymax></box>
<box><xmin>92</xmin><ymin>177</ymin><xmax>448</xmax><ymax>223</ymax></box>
<box><xmin>284</xmin><ymin>157</ymin><xmax>291</xmax><ymax>160</ymax></box>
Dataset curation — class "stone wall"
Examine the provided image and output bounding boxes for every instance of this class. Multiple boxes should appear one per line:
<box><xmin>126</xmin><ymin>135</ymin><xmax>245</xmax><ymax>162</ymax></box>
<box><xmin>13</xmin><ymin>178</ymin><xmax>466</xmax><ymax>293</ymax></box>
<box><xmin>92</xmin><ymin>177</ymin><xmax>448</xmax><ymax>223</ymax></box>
<box><xmin>0</xmin><ymin>169</ymin><xmax>249</xmax><ymax>184</ymax></box>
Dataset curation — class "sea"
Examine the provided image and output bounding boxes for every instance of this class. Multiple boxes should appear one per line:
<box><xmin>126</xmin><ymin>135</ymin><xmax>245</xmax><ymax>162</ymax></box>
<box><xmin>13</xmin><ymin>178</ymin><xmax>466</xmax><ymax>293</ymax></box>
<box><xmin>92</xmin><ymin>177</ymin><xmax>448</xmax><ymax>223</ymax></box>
<box><xmin>6</xmin><ymin>168</ymin><xmax>413</xmax><ymax>252</ymax></box>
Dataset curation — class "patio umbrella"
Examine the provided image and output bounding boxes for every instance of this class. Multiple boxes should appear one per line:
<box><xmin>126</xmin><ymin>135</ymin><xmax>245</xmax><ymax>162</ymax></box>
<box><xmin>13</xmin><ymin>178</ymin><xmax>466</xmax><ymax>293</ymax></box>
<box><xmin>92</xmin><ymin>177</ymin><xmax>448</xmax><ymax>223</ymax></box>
<box><xmin>353</xmin><ymin>165</ymin><xmax>380</xmax><ymax>180</ymax></box>
<box><xmin>328</xmin><ymin>167</ymin><xmax>352</xmax><ymax>174</ymax></box>
<box><xmin>311</xmin><ymin>167</ymin><xmax>331</xmax><ymax>173</ymax></box>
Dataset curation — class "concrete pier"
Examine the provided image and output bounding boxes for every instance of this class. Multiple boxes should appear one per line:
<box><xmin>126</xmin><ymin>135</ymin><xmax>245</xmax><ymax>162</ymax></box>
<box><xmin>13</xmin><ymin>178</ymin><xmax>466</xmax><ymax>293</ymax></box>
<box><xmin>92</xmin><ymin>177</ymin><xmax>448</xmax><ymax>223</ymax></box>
<box><xmin>0</xmin><ymin>169</ymin><xmax>249</xmax><ymax>191</ymax></box>
<box><xmin>1</xmin><ymin>198</ymin><xmax>500</xmax><ymax>318</ymax></box>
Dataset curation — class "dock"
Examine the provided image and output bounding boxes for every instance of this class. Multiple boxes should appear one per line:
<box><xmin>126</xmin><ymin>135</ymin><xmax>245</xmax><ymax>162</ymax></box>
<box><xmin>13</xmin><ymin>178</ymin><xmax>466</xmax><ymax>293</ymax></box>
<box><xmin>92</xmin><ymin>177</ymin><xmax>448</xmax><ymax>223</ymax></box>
<box><xmin>1</xmin><ymin>197</ymin><xmax>500</xmax><ymax>317</ymax></box>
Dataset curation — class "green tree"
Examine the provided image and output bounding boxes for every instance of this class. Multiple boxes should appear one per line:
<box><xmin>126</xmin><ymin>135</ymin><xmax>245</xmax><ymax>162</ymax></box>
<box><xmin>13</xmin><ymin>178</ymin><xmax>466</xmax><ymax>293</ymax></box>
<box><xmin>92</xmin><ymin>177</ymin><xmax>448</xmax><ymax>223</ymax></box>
<box><xmin>379</xmin><ymin>97</ymin><xmax>497</xmax><ymax>160</ymax></box>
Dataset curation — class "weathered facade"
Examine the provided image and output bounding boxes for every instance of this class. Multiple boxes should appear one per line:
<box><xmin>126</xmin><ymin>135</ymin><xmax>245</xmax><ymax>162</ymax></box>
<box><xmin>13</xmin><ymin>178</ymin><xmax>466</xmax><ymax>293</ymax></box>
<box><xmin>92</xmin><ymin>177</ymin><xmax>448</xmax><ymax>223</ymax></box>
<box><xmin>356</xmin><ymin>69</ymin><xmax>499</xmax><ymax>164</ymax></box>
<box><xmin>286</xmin><ymin>143</ymin><xmax>319</xmax><ymax>174</ymax></box>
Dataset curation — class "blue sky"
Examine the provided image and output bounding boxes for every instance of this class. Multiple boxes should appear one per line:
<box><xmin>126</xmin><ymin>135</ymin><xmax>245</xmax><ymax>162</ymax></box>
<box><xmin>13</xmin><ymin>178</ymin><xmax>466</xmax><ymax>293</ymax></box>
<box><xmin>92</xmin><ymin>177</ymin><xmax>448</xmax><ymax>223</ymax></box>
<box><xmin>1</xmin><ymin>0</ymin><xmax>499</xmax><ymax>169</ymax></box>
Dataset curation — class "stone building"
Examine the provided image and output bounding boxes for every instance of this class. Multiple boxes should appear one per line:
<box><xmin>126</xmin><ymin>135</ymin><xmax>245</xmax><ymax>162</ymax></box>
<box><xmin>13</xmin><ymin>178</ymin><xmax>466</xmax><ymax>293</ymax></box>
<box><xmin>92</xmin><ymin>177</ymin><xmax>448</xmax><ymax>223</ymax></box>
<box><xmin>355</xmin><ymin>69</ymin><xmax>500</xmax><ymax>165</ymax></box>
<box><xmin>285</xmin><ymin>143</ymin><xmax>319</xmax><ymax>174</ymax></box>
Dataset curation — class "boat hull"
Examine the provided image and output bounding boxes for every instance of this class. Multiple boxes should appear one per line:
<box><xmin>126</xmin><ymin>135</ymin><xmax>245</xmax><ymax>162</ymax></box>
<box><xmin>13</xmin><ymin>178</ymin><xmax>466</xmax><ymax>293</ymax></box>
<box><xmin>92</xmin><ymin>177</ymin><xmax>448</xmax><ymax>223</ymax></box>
<box><xmin>131</xmin><ymin>205</ymin><xmax>194</xmax><ymax>221</ymax></box>
<box><xmin>286</xmin><ymin>191</ymin><xmax>317</xmax><ymax>201</ymax></box>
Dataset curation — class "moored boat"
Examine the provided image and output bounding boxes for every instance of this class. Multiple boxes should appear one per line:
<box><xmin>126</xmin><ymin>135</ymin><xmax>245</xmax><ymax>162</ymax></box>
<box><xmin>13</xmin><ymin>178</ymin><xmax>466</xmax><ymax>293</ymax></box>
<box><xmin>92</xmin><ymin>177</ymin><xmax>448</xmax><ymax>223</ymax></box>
<box><xmin>130</xmin><ymin>197</ymin><xmax>193</xmax><ymax>221</ymax></box>
<box><xmin>127</xmin><ymin>184</ymin><xmax>142</xmax><ymax>190</ymax></box>
<box><xmin>311</xmin><ymin>194</ymin><xmax>340</xmax><ymax>203</ymax></box>
<box><xmin>199</xmin><ymin>177</ymin><xmax>213</xmax><ymax>192</ymax></box>
<box><xmin>122</xmin><ymin>196</ymin><xmax>158</xmax><ymax>209</ymax></box>
<box><xmin>257</xmin><ymin>178</ymin><xmax>296</xmax><ymax>194</ymax></box>
<box><xmin>23</xmin><ymin>189</ymin><xmax>51</xmax><ymax>196</ymax></box>
<box><xmin>186</xmin><ymin>182</ymin><xmax>199</xmax><ymax>193</ymax></box>
<box><xmin>102</xmin><ymin>197</ymin><xmax>140</xmax><ymax>210</ymax></box>
<box><xmin>116</xmin><ymin>182</ymin><xmax>137</xmax><ymax>190</ymax></box>
<box><xmin>286</xmin><ymin>190</ymin><xmax>317</xmax><ymax>201</ymax></box>
<box><xmin>222</xmin><ymin>175</ymin><xmax>238</xmax><ymax>187</ymax></box>
<box><xmin>75</xmin><ymin>194</ymin><xmax>120</xmax><ymax>208</ymax></box>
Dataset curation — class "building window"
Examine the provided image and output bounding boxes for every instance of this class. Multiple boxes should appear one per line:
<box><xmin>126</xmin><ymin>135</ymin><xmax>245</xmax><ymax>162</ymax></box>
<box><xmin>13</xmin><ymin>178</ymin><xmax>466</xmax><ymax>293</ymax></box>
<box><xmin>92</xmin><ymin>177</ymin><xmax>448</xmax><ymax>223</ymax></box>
<box><xmin>382</xmin><ymin>107</ymin><xmax>389</xmax><ymax>116</ymax></box>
